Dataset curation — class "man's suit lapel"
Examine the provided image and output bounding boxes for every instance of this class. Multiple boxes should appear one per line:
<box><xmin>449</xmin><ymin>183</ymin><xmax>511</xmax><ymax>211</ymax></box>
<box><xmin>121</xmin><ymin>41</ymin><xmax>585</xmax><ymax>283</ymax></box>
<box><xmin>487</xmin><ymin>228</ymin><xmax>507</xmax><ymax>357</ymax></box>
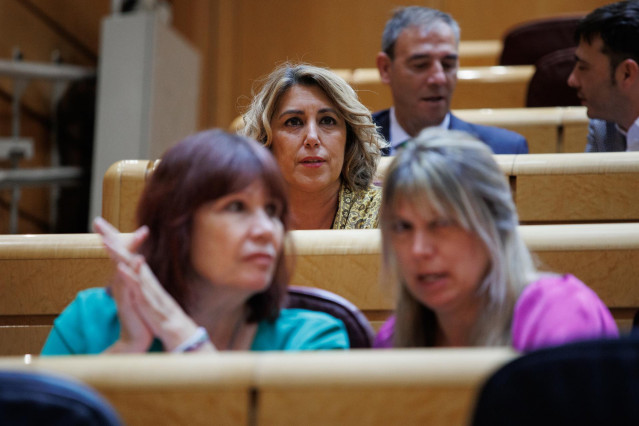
<box><xmin>373</xmin><ymin>109</ymin><xmax>392</xmax><ymax>155</ymax></box>
<box><xmin>448</xmin><ymin>114</ymin><xmax>473</xmax><ymax>133</ymax></box>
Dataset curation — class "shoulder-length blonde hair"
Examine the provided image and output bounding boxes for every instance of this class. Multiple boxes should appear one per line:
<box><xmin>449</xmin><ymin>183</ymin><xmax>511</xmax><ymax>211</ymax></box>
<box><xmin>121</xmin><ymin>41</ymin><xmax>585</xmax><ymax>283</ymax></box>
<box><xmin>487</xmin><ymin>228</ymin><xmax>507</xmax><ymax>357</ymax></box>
<box><xmin>240</xmin><ymin>62</ymin><xmax>385</xmax><ymax>191</ymax></box>
<box><xmin>380</xmin><ymin>128</ymin><xmax>537</xmax><ymax>347</ymax></box>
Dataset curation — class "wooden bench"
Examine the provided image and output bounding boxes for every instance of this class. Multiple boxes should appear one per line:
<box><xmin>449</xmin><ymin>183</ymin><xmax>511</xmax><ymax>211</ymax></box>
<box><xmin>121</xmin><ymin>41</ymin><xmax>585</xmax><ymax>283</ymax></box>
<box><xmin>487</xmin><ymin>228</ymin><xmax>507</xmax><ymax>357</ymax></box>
<box><xmin>454</xmin><ymin>106</ymin><xmax>588</xmax><ymax>153</ymax></box>
<box><xmin>457</xmin><ymin>40</ymin><xmax>502</xmax><ymax>66</ymax></box>
<box><xmin>101</xmin><ymin>159</ymin><xmax>160</xmax><ymax>235</ymax></box>
<box><xmin>509</xmin><ymin>152</ymin><xmax>639</xmax><ymax>224</ymax></box>
<box><xmin>2</xmin><ymin>223</ymin><xmax>638</xmax><ymax>356</ymax></box>
<box><xmin>0</xmin><ymin>348</ymin><xmax>517</xmax><ymax>426</ymax></box>
<box><xmin>0</xmin><ymin>353</ymin><xmax>256</xmax><ymax>426</ymax></box>
<box><xmin>0</xmin><ymin>233</ymin><xmax>112</xmax><ymax>356</ymax></box>
<box><xmin>350</xmin><ymin>65</ymin><xmax>535</xmax><ymax>112</ymax></box>
<box><xmin>105</xmin><ymin>152</ymin><xmax>639</xmax><ymax>232</ymax></box>
<box><xmin>377</xmin><ymin>151</ymin><xmax>639</xmax><ymax>224</ymax></box>
<box><xmin>332</xmin><ymin>41</ymin><xmax>501</xmax><ymax>84</ymax></box>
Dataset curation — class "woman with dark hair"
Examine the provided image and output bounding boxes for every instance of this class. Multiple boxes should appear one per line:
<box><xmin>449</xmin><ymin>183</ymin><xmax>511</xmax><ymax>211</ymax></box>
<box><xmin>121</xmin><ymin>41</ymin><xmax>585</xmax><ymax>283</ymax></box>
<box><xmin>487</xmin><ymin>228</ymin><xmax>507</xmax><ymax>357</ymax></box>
<box><xmin>42</xmin><ymin>130</ymin><xmax>348</xmax><ymax>354</ymax></box>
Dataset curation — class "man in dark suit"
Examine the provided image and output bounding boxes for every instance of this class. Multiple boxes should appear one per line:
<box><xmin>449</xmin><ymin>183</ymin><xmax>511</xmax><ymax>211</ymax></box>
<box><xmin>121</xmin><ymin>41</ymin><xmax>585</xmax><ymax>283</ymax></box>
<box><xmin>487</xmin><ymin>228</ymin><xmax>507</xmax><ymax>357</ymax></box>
<box><xmin>567</xmin><ymin>1</ymin><xmax>639</xmax><ymax>152</ymax></box>
<box><xmin>373</xmin><ymin>6</ymin><xmax>528</xmax><ymax>156</ymax></box>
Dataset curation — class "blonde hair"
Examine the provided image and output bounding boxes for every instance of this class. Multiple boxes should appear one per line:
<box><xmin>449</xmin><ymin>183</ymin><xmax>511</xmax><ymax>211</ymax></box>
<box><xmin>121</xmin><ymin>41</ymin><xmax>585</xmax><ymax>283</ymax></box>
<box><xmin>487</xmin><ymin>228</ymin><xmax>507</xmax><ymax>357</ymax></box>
<box><xmin>380</xmin><ymin>128</ymin><xmax>537</xmax><ymax>347</ymax></box>
<box><xmin>240</xmin><ymin>62</ymin><xmax>386</xmax><ymax>191</ymax></box>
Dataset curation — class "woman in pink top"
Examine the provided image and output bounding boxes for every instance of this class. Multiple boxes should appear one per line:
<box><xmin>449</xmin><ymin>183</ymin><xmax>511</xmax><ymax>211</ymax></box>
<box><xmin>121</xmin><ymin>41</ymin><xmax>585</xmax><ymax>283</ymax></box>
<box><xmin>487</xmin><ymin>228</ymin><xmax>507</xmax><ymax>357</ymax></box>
<box><xmin>374</xmin><ymin>129</ymin><xmax>618</xmax><ymax>351</ymax></box>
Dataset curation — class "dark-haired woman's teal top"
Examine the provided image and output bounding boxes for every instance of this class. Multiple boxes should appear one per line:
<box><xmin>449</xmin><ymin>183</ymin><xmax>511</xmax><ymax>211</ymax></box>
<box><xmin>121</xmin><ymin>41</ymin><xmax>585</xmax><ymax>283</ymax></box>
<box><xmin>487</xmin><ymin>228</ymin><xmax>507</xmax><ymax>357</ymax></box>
<box><xmin>41</xmin><ymin>288</ymin><xmax>349</xmax><ymax>355</ymax></box>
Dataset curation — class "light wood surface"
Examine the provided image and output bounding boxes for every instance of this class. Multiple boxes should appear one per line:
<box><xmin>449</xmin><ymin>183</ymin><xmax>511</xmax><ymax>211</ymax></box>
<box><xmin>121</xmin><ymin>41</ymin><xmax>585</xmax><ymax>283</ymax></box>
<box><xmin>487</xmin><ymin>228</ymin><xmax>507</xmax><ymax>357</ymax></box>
<box><xmin>105</xmin><ymin>151</ymin><xmax>639</xmax><ymax>234</ymax></box>
<box><xmin>511</xmin><ymin>152</ymin><xmax>639</xmax><ymax>223</ymax></box>
<box><xmin>2</xmin><ymin>223</ymin><xmax>637</xmax><ymax>355</ymax></box>
<box><xmin>352</xmin><ymin>65</ymin><xmax>535</xmax><ymax>112</ymax></box>
<box><xmin>457</xmin><ymin>40</ymin><xmax>502</xmax><ymax>66</ymax></box>
<box><xmin>0</xmin><ymin>348</ymin><xmax>517</xmax><ymax>426</ymax></box>
<box><xmin>196</xmin><ymin>0</ymin><xmax>609</xmax><ymax>128</ymax></box>
<box><xmin>101</xmin><ymin>160</ymin><xmax>160</xmax><ymax>232</ymax></box>
<box><xmin>255</xmin><ymin>348</ymin><xmax>515</xmax><ymax>426</ymax></box>
<box><xmin>376</xmin><ymin>152</ymin><xmax>639</xmax><ymax>224</ymax></box>
<box><xmin>454</xmin><ymin>106</ymin><xmax>588</xmax><ymax>153</ymax></box>
<box><xmin>0</xmin><ymin>353</ymin><xmax>254</xmax><ymax>426</ymax></box>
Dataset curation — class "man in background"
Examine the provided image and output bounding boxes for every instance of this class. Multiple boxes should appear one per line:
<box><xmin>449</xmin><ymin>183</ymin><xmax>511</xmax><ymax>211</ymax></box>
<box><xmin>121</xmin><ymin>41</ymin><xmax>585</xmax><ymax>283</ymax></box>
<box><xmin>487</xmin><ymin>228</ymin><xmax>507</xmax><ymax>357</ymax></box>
<box><xmin>373</xmin><ymin>6</ymin><xmax>528</xmax><ymax>155</ymax></box>
<box><xmin>567</xmin><ymin>0</ymin><xmax>639</xmax><ymax>152</ymax></box>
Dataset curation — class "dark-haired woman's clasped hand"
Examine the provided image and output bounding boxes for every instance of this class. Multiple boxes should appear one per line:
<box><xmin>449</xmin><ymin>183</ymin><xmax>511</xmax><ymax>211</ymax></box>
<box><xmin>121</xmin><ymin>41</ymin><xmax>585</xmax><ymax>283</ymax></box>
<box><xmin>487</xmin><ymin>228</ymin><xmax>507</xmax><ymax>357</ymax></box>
<box><xmin>93</xmin><ymin>217</ymin><xmax>213</xmax><ymax>353</ymax></box>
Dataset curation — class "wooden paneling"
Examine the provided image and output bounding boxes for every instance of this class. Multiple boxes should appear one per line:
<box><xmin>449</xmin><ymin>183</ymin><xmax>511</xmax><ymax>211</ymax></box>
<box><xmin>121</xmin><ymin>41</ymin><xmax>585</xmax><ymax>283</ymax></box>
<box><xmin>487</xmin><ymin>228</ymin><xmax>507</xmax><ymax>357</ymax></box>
<box><xmin>178</xmin><ymin>0</ymin><xmax>610</xmax><ymax>128</ymax></box>
<box><xmin>562</xmin><ymin>106</ymin><xmax>590</xmax><ymax>152</ymax></box>
<box><xmin>517</xmin><ymin>174</ymin><xmax>639</xmax><ymax>222</ymax></box>
<box><xmin>0</xmin><ymin>354</ymin><xmax>253</xmax><ymax>426</ymax></box>
<box><xmin>454</xmin><ymin>106</ymin><xmax>588</xmax><ymax>154</ymax></box>
<box><xmin>254</xmin><ymin>349</ymin><xmax>513</xmax><ymax>426</ymax></box>
<box><xmin>0</xmin><ymin>349</ymin><xmax>515</xmax><ymax>426</ymax></box>
<box><xmin>104</xmin><ymin>390</ymin><xmax>249</xmax><ymax>426</ymax></box>
<box><xmin>446</xmin><ymin>0</ymin><xmax>609</xmax><ymax>40</ymax></box>
<box><xmin>104</xmin><ymin>152</ymin><xmax>638</xmax><ymax>233</ymax></box>
<box><xmin>0</xmin><ymin>325</ymin><xmax>50</xmax><ymax>356</ymax></box>
<box><xmin>512</xmin><ymin>152</ymin><xmax>639</xmax><ymax>223</ymax></box>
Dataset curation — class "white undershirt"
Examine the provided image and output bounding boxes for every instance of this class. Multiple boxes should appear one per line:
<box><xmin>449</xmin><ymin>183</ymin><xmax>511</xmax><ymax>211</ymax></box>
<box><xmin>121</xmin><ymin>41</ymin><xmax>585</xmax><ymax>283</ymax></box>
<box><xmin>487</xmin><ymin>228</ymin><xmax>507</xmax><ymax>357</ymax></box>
<box><xmin>388</xmin><ymin>107</ymin><xmax>450</xmax><ymax>155</ymax></box>
<box><xmin>619</xmin><ymin>116</ymin><xmax>639</xmax><ymax>152</ymax></box>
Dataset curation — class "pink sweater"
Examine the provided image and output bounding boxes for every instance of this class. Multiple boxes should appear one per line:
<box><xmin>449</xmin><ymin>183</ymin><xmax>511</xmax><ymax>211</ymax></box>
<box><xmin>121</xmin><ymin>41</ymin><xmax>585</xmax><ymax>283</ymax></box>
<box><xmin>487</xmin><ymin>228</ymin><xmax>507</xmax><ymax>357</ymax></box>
<box><xmin>373</xmin><ymin>274</ymin><xmax>619</xmax><ymax>351</ymax></box>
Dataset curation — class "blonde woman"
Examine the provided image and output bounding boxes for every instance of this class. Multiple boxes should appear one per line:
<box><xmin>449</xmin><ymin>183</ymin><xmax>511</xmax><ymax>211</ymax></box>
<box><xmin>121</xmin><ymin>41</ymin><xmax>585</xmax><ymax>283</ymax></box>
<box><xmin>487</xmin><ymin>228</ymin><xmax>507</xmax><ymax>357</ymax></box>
<box><xmin>241</xmin><ymin>63</ymin><xmax>387</xmax><ymax>230</ymax></box>
<box><xmin>375</xmin><ymin>128</ymin><xmax>617</xmax><ymax>351</ymax></box>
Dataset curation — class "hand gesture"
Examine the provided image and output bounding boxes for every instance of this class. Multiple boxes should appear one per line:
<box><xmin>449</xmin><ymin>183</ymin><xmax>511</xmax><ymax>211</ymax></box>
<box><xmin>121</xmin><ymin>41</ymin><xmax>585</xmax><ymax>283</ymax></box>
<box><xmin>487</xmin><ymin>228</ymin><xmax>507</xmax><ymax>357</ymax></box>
<box><xmin>94</xmin><ymin>217</ymin><xmax>209</xmax><ymax>352</ymax></box>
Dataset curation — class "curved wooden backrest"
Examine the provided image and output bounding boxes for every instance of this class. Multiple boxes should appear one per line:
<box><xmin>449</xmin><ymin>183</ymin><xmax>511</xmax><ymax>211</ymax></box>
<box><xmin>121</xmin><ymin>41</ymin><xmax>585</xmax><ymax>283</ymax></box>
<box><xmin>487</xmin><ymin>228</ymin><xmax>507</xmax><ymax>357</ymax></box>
<box><xmin>102</xmin><ymin>151</ymin><xmax>639</xmax><ymax>229</ymax></box>
<box><xmin>0</xmin><ymin>348</ymin><xmax>516</xmax><ymax>426</ymax></box>
<box><xmin>349</xmin><ymin>65</ymin><xmax>534</xmax><ymax>85</ymax></box>
<box><xmin>454</xmin><ymin>106</ymin><xmax>588</xmax><ymax>153</ymax></box>
<box><xmin>377</xmin><ymin>151</ymin><xmax>639</xmax><ymax>224</ymax></box>
<box><xmin>102</xmin><ymin>160</ymin><xmax>161</xmax><ymax>233</ymax></box>
<box><xmin>458</xmin><ymin>40</ymin><xmax>502</xmax><ymax>65</ymax></box>
<box><xmin>110</xmin><ymin>150</ymin><xmax>639</xmax><ymax>233</ymax></box>
<box><xmin>511</xmin><ymin>152</ymin><xmax>639</xmax><ymax>223</ymax></box>
<box><xmin>352</xmin><ymin>65</ymin><xmax>535</xmax><ymax>111</ymax></box>
<box><xmin>2</xmin><ymin>223</ymin><xmax>638</xmax><ymax>355</ymax></box>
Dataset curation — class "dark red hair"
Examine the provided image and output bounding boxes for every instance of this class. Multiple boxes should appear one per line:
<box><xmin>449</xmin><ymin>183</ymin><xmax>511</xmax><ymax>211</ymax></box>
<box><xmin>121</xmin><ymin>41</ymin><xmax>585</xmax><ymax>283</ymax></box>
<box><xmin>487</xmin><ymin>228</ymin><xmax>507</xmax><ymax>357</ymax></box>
<box><xmin>136</xmin><ymin>129</ymin><xmax>290</xmax><ymax>322</ymax></box>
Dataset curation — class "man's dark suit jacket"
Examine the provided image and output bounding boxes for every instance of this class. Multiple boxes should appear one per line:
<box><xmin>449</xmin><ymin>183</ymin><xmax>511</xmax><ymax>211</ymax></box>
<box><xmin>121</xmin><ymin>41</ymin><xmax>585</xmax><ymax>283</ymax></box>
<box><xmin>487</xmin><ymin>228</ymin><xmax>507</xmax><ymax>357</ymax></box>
<box><xmin>586</xmin><ymin>119</ymin><xmax>626</xmax><ymax>152</ymax></box>
<box><xmin>372</xmin><ymin>109</ymin><xmax>529</xmax><ymax>155</ymax></box>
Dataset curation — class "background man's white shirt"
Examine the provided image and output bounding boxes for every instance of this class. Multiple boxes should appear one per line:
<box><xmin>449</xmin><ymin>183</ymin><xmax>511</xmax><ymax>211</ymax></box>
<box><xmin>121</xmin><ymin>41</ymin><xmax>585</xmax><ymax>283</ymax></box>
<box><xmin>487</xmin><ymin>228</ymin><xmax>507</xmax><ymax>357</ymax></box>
<box><xmin>388</xmin><ymin>107</ymin><xmax>450</xmax><ymax>154</ymax></box>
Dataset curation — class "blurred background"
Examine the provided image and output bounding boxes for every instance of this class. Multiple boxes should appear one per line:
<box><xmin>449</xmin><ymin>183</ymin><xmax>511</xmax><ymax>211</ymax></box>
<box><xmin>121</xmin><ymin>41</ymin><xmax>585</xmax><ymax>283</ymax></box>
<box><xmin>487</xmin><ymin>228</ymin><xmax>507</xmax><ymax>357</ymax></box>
<box><xmin>0</xmin><ymin>0</ymin><xmax>610</xmax><ymax>234</ymax></box>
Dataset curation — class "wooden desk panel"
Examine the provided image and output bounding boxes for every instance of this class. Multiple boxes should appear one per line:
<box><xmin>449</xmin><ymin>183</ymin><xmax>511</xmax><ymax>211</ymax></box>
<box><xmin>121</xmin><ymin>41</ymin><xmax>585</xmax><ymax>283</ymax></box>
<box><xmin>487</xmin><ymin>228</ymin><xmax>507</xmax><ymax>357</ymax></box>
<box><xmin>0</xmin><ymin>354</ymin><xmax>253</xmax><ymax>426</ymax></box>
<box><xmin>0</xmin><ymin>326</ymin><xmax>51</xmax><ymax>356</ymax></box>
<box><xmin>352</xmin><ymin>65</ymin><xmax>535</xmax><ymax>112</ymax></box>
<box><xmin>255</xmin><ymin>349</ymin><xmax>515</xmax><ymax>426</ymax></box>
<box><xmin>561</xmin><ymin>106</ymin><xmax>589</xmax><ymax>152</ymax></box>
<box><xmin>517</xmin><ymin>174</ymin><xmax>639</xmax><ymax>222</ymax></box>
<box><xmin>0</xmin><ymin>349</ymin><xmax>515</xmax><ymax>426</ymax></box>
